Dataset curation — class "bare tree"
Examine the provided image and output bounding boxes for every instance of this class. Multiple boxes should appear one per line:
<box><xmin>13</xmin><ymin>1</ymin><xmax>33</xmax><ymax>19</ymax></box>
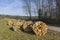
<box><xmin>33</xmin><ymin>0</ymin><xmax>41</xmax><ymax>19</ymax></box>
<box><xmin>48</xmin><ymin>0</ymin><xmax>53</xmax><ymax>18</ymax></box>
<box><xmin>24</xmin><ymin>0</ymin><xmax>31</xmax><ymax>19</ymax></box>
<box><xmin>55</xmin><ymin>0</ymin><xmax>60</xmax><ymax>24</ymax></box>
<box><xmin>42</xmin><ymin>0</ymin><xmax>44</xmax><ymax>18</ymax></box>
<box><xmin>56</xmin><ymin>0</ymin><xmax>60</xmax><ymax>18</ymax></box>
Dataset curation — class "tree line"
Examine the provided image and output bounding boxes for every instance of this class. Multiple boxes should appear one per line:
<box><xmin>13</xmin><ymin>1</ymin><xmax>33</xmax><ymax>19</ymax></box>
<box><xmin>23</xmin><ymin>0</ymin><xmax>60</xmax><ymax>24</ymax></box>
<box><xmin>0</xmin><ymin>0</ymin><xmax>60</xmax><ymax>25</ymax></box>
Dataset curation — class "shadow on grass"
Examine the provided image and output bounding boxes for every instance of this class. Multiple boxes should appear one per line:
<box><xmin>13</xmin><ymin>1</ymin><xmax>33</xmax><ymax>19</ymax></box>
<box><xmin>20</xmin><ymin>26</ymin><xmax>35</xmax><ymax>35</ymax></box>
<box><xmin>9</xmin><ymin>27</ymin><xmax>14</xmax><ymax>31</ymax></box>
<box><xmin>9</xmin><ymin>27</ymin><xmax>35</xmax><ymax>35</ymax></box>
<box><xmin>21</xmin><ymin>30</ymin><xmax>35</xmax><ymax>35</ymax></box>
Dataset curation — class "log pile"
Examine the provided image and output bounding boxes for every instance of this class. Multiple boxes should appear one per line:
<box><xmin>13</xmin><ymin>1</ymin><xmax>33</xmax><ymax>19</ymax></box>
<box><xmin>32</xmin><ymin>21</ymin><xmax>48</xmax><ymax>36</ymax></box>
<box><xmin>22</xmin><ymin>21</ymin><xmax>33</xmax><ymax>32</ymax></box>
<box><xmin>7</xmin><ymin>19</ymin><xmax>25</xmax><ymax>31</ymax></box>
<box><xmin>7</xmin><ymin>19</ymin><xmax>48</xmax><ymax>36</ymax></box>
<box><xmin>7</xmin><ymin>19</ymin><xmax>17</xmax><ymax>27</ymax></box>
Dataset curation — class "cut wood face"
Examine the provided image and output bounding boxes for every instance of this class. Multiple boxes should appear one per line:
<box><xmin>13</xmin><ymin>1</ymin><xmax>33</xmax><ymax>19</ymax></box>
<box><xmin>22</xmin><ymin>21</ymin><xmax>33</xmax><ymax>32</ymax></box>
<box><xmin>7</xmin><ymin>19</ymin><xmax>48</xmax><ymax>36</ymax></box>
<box><xmin>32</xmin><ymin>21</ymin><xmax>48</xmax><ymax>36</ymax></box>
<box><xmin>7</xmin><ymin>19</ymin><xmax>26</xmax><ymax>31</ymax></box>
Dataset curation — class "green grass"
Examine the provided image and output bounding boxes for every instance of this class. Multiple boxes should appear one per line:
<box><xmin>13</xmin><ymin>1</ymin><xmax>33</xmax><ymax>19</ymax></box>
<box><xmin>0</xmin><ymin>19</ymin><xmax>60</xmax><ymax>40</ymax></box>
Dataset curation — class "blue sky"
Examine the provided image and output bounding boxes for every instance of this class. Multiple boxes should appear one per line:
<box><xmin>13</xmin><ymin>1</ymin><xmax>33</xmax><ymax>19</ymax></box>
<box><xmin>0</xmin><ymin>0</ymin><xmax>38</xmax><ymax>16</ymax></box>
<box><xmin>0</xmin><ymin>0</ymin><xmax>56</xmax><ymax>16</ymax></box>
<box><xmin>0</xmin><ymin>0</ymin><xmax>28</xmax><ymax>16</ymax></box>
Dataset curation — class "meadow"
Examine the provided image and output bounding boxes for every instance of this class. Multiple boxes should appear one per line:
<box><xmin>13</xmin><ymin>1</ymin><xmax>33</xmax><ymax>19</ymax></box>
<box><xmin>0</xmin><ymin>19</ymin><xmax>60</xmax><ymax>40</ymax></box>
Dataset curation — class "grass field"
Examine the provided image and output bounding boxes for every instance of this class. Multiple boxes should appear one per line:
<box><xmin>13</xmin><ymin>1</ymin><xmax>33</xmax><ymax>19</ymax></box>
<box><xmin>0</xmin><ymin>19</ymin><xmax>60</xmax><ymax>40</ymax></box>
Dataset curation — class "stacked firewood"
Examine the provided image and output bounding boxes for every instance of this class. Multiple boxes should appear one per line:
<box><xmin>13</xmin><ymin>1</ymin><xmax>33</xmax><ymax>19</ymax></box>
<box><xmin>7</xmin><ymin>19</ymin><xmax>48</xmax><ymax>36</ymax></box>
<box><xmin>32</xmin><ymin>21</ymin><xmax>48</xmax><ymax>36</ymax></box>
<box><xmin>22</xmin><ymin>21</ymin><xmax>33</xmax><ymax>32</ymax></box>
<box><xmin>7</xmin><ymin>19</ymin><xmax>25</xmax><ymax>31</ymax></box>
